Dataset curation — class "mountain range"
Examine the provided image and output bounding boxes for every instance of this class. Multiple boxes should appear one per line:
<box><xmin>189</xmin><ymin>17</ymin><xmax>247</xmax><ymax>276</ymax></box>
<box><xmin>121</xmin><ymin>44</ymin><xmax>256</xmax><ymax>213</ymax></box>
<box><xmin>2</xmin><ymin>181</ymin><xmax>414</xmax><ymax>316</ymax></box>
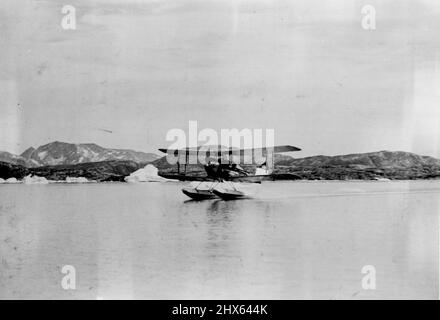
<box><xmin>273</xmin><ymin>151</ymin><xmax>440</xmax><ymax>180</ymax></box>
<box><xmin>0</xmin><ymin>141</ymin><xmax>159</xmax><ymax>167</ymax></box>
<box><xmin>1</xmin><ymin>141</ymin><xmax>440</xmax><ymax>181</ymax></box>
<box><xmin>275</xmin><ymin>150</ymin><xmax>440</xmax><ymax>168</ymax></box>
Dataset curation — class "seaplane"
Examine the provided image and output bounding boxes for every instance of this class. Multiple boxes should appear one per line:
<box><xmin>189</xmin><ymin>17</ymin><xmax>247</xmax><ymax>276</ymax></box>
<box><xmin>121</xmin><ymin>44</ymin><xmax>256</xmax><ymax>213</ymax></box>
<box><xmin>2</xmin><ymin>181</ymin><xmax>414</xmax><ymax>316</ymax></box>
<box><xmin>158</xmin><ymin>145</ymin><xmax>301</xmax><ymax>200</ymax></box>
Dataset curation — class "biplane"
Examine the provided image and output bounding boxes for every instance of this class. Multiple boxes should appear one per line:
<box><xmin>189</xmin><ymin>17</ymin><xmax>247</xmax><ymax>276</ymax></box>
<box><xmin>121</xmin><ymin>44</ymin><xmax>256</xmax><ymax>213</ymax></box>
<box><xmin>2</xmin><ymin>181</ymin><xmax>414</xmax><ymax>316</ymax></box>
<box><xmin>158</xmin><ymin>145</ymin><xmax>301</xmax><ymax>200</ymax></box>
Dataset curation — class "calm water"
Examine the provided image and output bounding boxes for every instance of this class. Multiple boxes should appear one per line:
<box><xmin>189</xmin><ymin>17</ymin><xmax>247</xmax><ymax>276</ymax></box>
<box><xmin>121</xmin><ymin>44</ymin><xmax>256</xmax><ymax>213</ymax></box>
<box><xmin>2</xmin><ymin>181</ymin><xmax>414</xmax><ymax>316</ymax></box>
<box><xmin>0</xmin><ymin>181</ymin><xmax>438</xmax><ymax>299</ymax></box>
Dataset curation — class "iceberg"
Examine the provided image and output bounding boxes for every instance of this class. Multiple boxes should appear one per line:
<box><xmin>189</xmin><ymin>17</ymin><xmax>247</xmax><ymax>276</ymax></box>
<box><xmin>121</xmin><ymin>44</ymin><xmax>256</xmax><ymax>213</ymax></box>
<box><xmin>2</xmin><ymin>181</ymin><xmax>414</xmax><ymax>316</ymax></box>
<box><xmin>5</xmin><ymin>177</ymin><xmax>20</xmax><ymax>184</ymax></box>
<box><xmin>125</xmin><ymin>164</ymin><xmax>176</xmax><ymax>183</ymax></box>
<box><xmin>23</xmin><ymin>175</ymin><xmax>49</xmax><ymax>184</ymax></box>
<box><xmin>0</xmin><ymin>178</ymin><xmax>5</xmax><ymax>183</ymax></box>
<box><xmin>65</xmin><ymin>177</ymin><xmax>95</xmax><ymax>183</ymax></box>
<box><xmin>373</xmin><ymin>177</ymin><xmax>391</xmax><ymax>181</ymax></box>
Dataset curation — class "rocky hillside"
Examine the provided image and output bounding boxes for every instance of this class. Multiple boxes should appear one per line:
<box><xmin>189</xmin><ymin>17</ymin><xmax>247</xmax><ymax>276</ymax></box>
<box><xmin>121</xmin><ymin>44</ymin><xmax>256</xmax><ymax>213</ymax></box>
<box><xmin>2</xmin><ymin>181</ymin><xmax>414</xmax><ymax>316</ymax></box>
<box><xmin>0</xmin><ymin>161</ymin><xmax>29</xmax><ymax>179</ymax></box>
<box><xmin>276</xmin><ymin>151</ymin><xmax>440</xmax><ymax>168</ymax></box>
<box><xmin>29</xmin><ymin>160</ymin><xmax>141</xmax><ymax>182</ymax></box>
<box><xmin>17</xmin><ymin>141</ymin><xmax>159</xmax><ymax>167</ymax></box>
<box><xmin>274</xmin><ymin>151</ymin><xmax>440</xmax><ymax>180</ymax></box>
<box><xmin>0</xmin><ymin>151</ymin><xmax>32</xmax><ymax>167</ymax></box>
<box><xmin>0</xmin><ymin>160</ymin><xmax>141</xmax><ymax>182</ymax></box>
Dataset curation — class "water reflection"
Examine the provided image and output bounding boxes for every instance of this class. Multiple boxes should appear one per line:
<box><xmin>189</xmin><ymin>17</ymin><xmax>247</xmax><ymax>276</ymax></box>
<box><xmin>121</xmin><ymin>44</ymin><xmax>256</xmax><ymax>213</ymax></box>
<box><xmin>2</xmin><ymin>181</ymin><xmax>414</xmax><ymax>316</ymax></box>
<box><xmin>204</xmin><ymin>200</ymin><xmax>236</xmax><ymax>257</ymax></box>
<box><xmin>207</xmin><ymin>199</ymin><xmax>239</xmax><ymax>214</ymax></box>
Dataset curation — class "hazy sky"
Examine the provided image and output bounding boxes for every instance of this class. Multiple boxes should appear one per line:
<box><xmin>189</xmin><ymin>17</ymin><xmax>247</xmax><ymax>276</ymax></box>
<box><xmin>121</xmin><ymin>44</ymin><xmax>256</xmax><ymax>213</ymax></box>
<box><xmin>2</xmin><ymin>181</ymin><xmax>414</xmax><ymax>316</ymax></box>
<box><xmin>1</xmin><ymin>0</ymin><xmax>440</xmax><ymax>157</ymax></box>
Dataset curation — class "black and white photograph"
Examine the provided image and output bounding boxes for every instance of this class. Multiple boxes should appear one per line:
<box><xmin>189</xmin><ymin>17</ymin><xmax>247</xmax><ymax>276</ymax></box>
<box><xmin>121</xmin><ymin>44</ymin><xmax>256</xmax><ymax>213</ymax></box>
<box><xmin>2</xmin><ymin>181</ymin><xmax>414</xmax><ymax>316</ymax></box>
<box><xmin>0</xmin><ymin>0</ymin><xmax>439</xmax><ymax>302</ymax></box>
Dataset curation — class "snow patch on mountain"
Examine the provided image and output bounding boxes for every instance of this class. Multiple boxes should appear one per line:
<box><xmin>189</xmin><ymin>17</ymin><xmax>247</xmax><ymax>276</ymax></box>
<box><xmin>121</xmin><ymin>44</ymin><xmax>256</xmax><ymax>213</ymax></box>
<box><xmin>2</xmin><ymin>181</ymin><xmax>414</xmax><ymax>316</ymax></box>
<box><xmin>38</xmin><ymin>151</ymin><xmax>48</xmax><ymax>160</ymax></box>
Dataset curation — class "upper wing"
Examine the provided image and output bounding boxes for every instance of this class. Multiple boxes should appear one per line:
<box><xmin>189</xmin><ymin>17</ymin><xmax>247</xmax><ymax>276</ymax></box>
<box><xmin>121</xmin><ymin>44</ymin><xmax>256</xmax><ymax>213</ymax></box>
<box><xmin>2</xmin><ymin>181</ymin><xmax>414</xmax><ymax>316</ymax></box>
<box><xmin>255</xmin><ymin>145</ymin><xmax>301</xmax><ymax>153</ymax></box>
<box><xmin>158</xmin><ymin>145</ymin><xmax>301</xmax><ymax>156</ymax></box>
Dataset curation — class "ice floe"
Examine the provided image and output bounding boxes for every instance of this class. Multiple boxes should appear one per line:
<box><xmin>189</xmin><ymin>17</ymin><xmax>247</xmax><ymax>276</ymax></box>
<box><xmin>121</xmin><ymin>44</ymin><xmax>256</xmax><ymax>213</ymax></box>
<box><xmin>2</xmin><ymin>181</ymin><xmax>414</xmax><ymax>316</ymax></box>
<box><xmin>373</xmin><ymin>177</ymin><xmax>391</xmax><ymax>181</ymax></box>
<box><xmin>23</xmin><ymin>175</ymin><xmax>49</xmax><ymax>184</ymax></box>
<box><xmin>65</xmin><ymin>177</ymin><xmax>96</xmax><ymax>183</ymax></box>
<box><xmin>125</xmin><ymin>164</ymin><xmax>176</xmax><ymax>183</ymax></box>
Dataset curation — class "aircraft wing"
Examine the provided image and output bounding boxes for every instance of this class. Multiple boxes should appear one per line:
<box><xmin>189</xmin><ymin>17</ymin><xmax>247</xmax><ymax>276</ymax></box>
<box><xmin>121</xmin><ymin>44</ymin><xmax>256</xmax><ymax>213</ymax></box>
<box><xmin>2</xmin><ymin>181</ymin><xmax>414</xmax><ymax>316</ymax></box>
<box><xmin>158</xmin><ymin>145</ymin><xmax>301</xmax><ymax>156</ymax></box>
<box><xmin>254</xmin><ymin>145</ymin><xmax>301</xmax><ymax>153</ymax></box>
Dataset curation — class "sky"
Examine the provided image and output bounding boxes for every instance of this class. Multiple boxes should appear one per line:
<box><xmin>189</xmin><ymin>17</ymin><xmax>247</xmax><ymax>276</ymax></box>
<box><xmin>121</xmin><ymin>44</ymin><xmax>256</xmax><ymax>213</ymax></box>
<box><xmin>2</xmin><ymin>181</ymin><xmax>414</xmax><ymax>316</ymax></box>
<box><xmin>0</xmin><ymin>0</ymin><xmax>440</xmax><ymax>158</ymax></box>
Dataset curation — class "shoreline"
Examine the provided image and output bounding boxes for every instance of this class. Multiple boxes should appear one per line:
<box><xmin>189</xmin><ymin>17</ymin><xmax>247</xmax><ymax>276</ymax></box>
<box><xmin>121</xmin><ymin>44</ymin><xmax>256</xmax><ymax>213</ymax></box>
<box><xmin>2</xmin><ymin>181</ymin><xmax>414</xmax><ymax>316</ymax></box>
<box><xmin>1</xmin><ymin>177</ymin><xmax>440</xmax><ymax>185</ymax></box>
